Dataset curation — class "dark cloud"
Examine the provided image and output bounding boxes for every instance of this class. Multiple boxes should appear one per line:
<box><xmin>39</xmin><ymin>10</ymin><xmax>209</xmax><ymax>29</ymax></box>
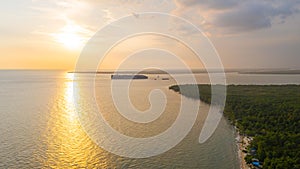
<box><xmin>213</xmin><ymin>1</ymin><xmax>273</xmax><ymax>32</ymax></box>
<box><xmin>175</xmin><ymin>0</ymin><xmax>300</xmax><ymax>33</ymax></box>
<box><xmin>175</xmin><ymin>0</ymin><xmax>238</xmax><ymax>10</ymax></box>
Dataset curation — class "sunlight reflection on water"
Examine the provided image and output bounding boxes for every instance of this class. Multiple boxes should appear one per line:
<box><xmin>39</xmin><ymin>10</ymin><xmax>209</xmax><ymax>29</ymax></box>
<box><xmin>0</xmin><ymin>71</ymin><xmax>244</xmax><ymax>168</ymax></box>
<box><xmin>42</xmin><ymin>73</ymin><xmax>111</xmax><ymax>168</ymax></box>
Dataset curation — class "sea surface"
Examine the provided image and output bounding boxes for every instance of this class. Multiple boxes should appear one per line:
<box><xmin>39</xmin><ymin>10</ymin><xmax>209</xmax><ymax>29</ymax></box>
<box><xmin>1</xmin><ymin>70</ymin><xmax>300</xmax><ymax>168</ymax></box>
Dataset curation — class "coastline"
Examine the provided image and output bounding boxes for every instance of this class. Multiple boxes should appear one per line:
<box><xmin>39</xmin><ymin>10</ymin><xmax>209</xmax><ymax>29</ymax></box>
<box><xmin>170</xmin><ymin>84</ymin><xmax>300</xmax><ymax>168</ymax></box>
<box><xmin>236</xmin><ymin>128</ymin><xmax>252</xmax><ymax>169</ymax></box>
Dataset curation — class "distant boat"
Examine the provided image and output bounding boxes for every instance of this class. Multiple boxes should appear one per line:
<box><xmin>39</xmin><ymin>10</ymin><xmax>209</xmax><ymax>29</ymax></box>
<box><xmin>111</xmin><ymin>74</ymin><xmax>148</xmax><ymax>80</ymax></box>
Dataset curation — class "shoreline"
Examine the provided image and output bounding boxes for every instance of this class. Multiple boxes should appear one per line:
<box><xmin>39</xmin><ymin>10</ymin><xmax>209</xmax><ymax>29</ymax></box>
<box><xmin>169</xmin><ymin>84</ymin><xmax>300</xmax><ymax>169</ymax></box>
<box><xmin>236</xmin><ymin>129</ymin><xmax>252</xmax><ymax>169</ymax></box>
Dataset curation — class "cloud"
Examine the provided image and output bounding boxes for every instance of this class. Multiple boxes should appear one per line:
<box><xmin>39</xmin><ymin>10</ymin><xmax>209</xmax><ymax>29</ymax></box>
<box><xmin>213</xmin><ymin>1</ymin><xmax>274</xmax><ymax>32</ymax></box>
<box><xmin>174</xmin><ymin>0</ymin><xmax>300</xmax><ymax>34</ymax></box>
<box><xmin>26</xmin><ymin>1</ymin><xmax>300</xmax><ymax>39</ymax></box>
<box><xmin>29</xmin><ymin>0</ymin><xmax>114</xmax><ymax>43</ymax></box>
<box><xmin>30</xmin><ymin>0</ymin><xmax>174</xmax><ymax>33</ymax></box>
<box><xmin>175</xmin><ymin>0</ymin><xmax>238</xmax><ymax>10</ymax></box>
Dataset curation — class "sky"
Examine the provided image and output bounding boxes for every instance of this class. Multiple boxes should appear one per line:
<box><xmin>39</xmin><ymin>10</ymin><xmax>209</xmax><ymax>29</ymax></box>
<box><xmin>0</xmin><ymin>0</ymin><xmax>300</xmax><ymax>70</ymax></box>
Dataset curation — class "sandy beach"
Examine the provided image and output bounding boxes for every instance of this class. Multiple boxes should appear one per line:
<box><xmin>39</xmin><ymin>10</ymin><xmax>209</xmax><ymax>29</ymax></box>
<box><xmin>236</xmin><ymin>131</ymin><xmax>252</xmax><ymax>169</ymax></box>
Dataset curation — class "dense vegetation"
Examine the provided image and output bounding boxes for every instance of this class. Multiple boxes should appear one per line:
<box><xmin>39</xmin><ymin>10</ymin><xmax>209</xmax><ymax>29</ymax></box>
<box><xmin>169</xmin><ymin>85</ymin><xmax>300</xmax><ymax>169</ymax></box>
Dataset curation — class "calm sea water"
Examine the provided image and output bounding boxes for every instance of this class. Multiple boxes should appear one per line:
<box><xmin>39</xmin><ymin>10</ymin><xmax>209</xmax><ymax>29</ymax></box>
<box><xmin>1</xmin><ymin>70</ymin><xmax>299</xmax><ymax>168</ymax></box>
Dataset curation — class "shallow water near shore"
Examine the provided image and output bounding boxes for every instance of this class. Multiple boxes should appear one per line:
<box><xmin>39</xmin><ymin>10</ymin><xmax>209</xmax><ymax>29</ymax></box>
<box><xmin>1</xmin><ymin>70</ymin><xmax>300</xmax><ymax>168</ymax></box>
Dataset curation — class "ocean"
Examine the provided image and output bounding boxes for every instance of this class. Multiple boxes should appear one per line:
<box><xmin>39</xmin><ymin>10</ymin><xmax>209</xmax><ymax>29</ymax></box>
<box><xmin>1</xmin><ymin>70</ymin><xmax>299</xmax><ymax>168</ymax></box>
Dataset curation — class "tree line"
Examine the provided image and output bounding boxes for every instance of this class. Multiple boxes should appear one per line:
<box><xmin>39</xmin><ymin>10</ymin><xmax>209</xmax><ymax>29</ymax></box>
<box><xmin>169</xmin><ymin>84</ymin><xmax>300</xmax><ymax>169</ymax></box>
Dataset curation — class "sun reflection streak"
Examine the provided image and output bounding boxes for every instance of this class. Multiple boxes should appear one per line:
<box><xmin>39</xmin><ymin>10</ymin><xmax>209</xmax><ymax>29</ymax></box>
<box><xmin>42</xmin><ymin>73</ymin><xmax>111</xmax><ymax>168</ymax></box>
<box><xmin>66</xmin><ymin>72</ymin><xmax>75</xmax><ymax>81</ymax></box>
<box><xmin>65</xmin><ymin>73</ymin><xmax>77</xmax><ymax>122</ymax></box>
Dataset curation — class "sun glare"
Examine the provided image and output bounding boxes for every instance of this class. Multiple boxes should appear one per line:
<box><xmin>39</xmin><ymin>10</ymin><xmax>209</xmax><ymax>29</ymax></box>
<box><xmin>53</xmin><ymin>21</ymin><xmax>91</xmax><ymax>50</ymax></box>
<box><xmin>57</xmin><ymin>32</ymin><xmax>82</xmax><ymax>50</ymax></box>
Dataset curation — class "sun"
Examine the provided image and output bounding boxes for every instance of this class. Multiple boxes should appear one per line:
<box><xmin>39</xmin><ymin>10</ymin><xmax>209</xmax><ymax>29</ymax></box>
<box><xmin>56</xmin><ymin>32</ymin><xmax>82</xmax><ymax>50</ymax></box>
<box><xmin>53</xmin><ymin>21</ymin><xmax>90</xmax><ymax>50</ymax></box>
